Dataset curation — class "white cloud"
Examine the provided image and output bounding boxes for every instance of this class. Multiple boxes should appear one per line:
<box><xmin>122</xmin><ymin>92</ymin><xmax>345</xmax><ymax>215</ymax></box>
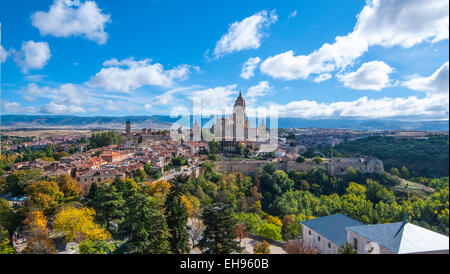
<box><xmin>336</xmin><ymin>61</ymin><xmax>393</xmax><ymax>90</ymax></box>
<box><xmin>20</xmin><ymin>83</ymin><xmax>89</xmax><ymax>113</ymax></box>
<box><xmin>1</xmin><ymin>101</ymin><xmax>38</xmax><ymax>113</ymax></box>
<box><xmin>24</xmin><ymin>74</ymin><xmax>47</xmax><ymax>82</ymax></box>
<box><xmin>31</xmin><ymin>0</ymin><xmax>111</xmax><ymax>44</ymax></box>
<box><xmin>403</xmin><ymin>62</ymin><xmax>449</xmax><ymax>94</ymax></box>
<box><xmin>40</xmin><ymin>102</ymin><xmax>86</xmax><ymax>114</ymax></box>
<box><xmin>261</xmin><ymin>0</ymin><xmax>449</xmax><ymax>80</ymax></box>
<box><xmin>240</xmin><ymin>57</ymin><xmax>261</xmax><ymax>79</ymax></box>
<box><xmin>0</xmin><ymin>45</ymin><xmax>9</xmax><ymax>63</ymax></box>
<box><xmin>213</xmin><ymin>10</ymin><xmax>277</xmax><ymax>58</ymax></box>
<box><xmin>13</xmin><ymin>41</ymin><xmax>51</xmax><ymax>73</ymax></box>
<box><xmin>63</xmin><ymin>0</ymin><xmax>80</xmax><ymax>7</ymax></box>
<box><xmin>189</xmin><ymin>85</ymin><xmax>238</xmax><ymax>115</ymax></box>
<box><xmin>246</xmin><ymin>81</ymin><xmax>272</xmax><ymax>102</ymax></box>
<box><xmin>88</xmin><ymin>58</ymin><xmax>192</xmax><ymax>92</ymax></box>
<box><xmin>288</xmin><ymin>10</ymin><xmax>298</xmax><ymax>19</ymax></box>
<box><xmin>272</xmin><ymin>93</ymin><xmax>448</xmax><ymax>120</ymax></box>
<box><xmin>103</xmin><ymin>100</ymin><xmax>137</xmax><ymax>112</ymax></box>
<box><xmin>313</xmin><ymin>73</ymin><xmax>332</xmax><ymax>83</ymax></box>
<box><xmin>21</xmin><ymin>82</ymin><xmax>87</xmax><ymax>105</ymax></box>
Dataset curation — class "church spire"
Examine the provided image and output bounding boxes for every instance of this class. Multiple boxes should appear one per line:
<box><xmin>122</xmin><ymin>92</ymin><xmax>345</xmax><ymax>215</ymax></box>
<box><xmin>234</xmin><ymin>90</ymin><xmax>246</xmax><ymax>108</ymax></box>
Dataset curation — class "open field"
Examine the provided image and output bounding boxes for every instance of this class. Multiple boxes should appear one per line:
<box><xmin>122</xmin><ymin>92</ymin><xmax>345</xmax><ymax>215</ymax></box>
<box><xmin>1</xmin><ymin>129</ymin><xmax>96</xmax><ymax>138</ymax></box>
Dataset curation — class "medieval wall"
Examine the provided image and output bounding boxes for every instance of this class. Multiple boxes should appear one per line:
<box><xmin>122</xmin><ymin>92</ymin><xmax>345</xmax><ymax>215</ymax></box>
<box><xmin>215</xmin><ymin>158</ymin><xmax>384</xmax><ymax>176</ymax></box>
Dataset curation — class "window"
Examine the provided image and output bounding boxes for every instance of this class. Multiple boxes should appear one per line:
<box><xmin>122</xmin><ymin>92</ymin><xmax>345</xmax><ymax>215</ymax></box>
<box><xmin>353</xmin><ymin>238</ymin><xmax>358</xmax><ymax>250</ymax></box>
<box><xmin>318</xmin><ymin>236</ymin><xmax>321</xmax><ymax>242</ymax></box>
<box><xmin>328</xmin><ymin>242</ymin><xmax>331</xmax><ymax>249</ymax></box>
<box><xmin>308</xmin><ymin>230</ymin><xmax>311</xmax><ymax>236</ymax></box>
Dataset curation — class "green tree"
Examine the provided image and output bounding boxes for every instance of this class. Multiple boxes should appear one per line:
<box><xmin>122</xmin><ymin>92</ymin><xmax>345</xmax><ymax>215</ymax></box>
<box><xmin>346</xmin><ymin>182</ymin><xmax>366</xmax><ymax>198</ymax></box>
<box><xmin>366</xmin><ymin>179</ymin><xmax>396</xmax><ymax>204</ymax></box>
<box><xmin>296</xmin><ymin>156</ymin><xmax>305</xmax><ymax>163</ymax></box>
<box><xmin>390</xmin><ymin>167</ymin><xmax>400</xmax><ymax>177</ymax></box>
<box><xmin>144</xmin><ymin>164</ymin><xmax>162</xmax><ymax>180</ymax></box>
<box><xmin>196</xmin><ymin>203</ymin><xmax>243</xmax><ymax>254</ymax></box>
<box><xmin>5</xmin><ymin>169</ymin><xmax>44</xmax><ymax>196</ymax></box>
<box><xmin>165</xmin><ymin>175</ymin><xmax>190</xmax><ymax>254</ymax></box>
<box><xmin>0</xmin><ymin>199</ymin><xmax>17</xmax><ymax>234</ymax></box>
<box><xmin>234</xmin><ymin>212</ymin><xmax>264</xmax><ymax>234</ymax></box>
<box><xmin>338</xmin><ymin>242</ymin><xmax>357</xmax><ymax>254</ymax></box>
<box><xmin>134</xmin><ymin>168</ymin><xmax>147</xmax><ymax>183</ymax></box>
<box><xmin>117</xmin><ymin>192</ymin><xmax>171</xmax><ymax>254</ymax></box>
<box><xmin>0</xmin><ymin>227</ymin><xmax>16</xmax><ymax>254</ymax></box>
<box><xmin>312</xmin><ymin>156</ymin><xmax>323</xmax><ymax>165</ymax></box>
<box><xmin>171</xmin><ymin>156</ymin><xmax>186</xmax><ymax>167</ymax></box>
<box><xmin>87</xmin><ymin>183</ymin><xmax>126</xmax><ymax>234</ymax></box>
<box><xmin>208</xmin><ymin>140</ymin><xmax>220</xmax><ymax>154</ymax></box>
<box><xmin>400</xmin><ymin>166</ymin><xmax>410</xmax><ymax>179</ymax></box>
<box><xmin>257</xmin><ymin>223</ymin><xmax>282</xmax><ymax>241</ymax></box>
<box><xmin>89</xmin><ymin>131</ymin><xmax>121</xmax><ymax>148</ymax></box>
<box><xmin>299</xmin><ymin>180</ymin><xmax>310</xmax><ymax>191</ymax></box>
<box><xmin>202</xmin><ymin>161</ymin><xmax>216</xmax><ymax>176</ymax></box>
<box><xmin>208</xmin><ymin>154</ymin><xmax>217</xmax><ymax>161</ymax></box>
<box><xmin>79</xmin><ymin>239</ymin><xmax>113</xmax><ymax>254</ymax></box>
<box><xmin>236</xmin><ymin>143</ymin><xmax>244</xmax><ymax>155</ymax></box>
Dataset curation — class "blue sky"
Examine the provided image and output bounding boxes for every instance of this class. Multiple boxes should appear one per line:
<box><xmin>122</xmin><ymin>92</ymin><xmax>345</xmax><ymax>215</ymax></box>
<box><xmin>0</xmin><ymin>0</ymin><xmax>448</xmax><ymax>120</ymax></box>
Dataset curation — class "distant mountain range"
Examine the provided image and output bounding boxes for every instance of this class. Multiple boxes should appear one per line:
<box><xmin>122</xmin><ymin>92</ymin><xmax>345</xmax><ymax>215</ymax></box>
<box><xmin>1</xmin><ymin>115</ymin><xmax>449</xmax><ymax>131</ymax></box>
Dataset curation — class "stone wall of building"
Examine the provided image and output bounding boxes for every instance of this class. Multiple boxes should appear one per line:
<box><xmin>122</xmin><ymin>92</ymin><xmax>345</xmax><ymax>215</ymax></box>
<box><xmin>215</xmin><ymin>160</ymin><xmax>271</xmax><ymax>175</ymax></box>
<box><xmin>215</xmin><ymin>157</ymin><xmax>384</xmax><ymax>176</ymax></box>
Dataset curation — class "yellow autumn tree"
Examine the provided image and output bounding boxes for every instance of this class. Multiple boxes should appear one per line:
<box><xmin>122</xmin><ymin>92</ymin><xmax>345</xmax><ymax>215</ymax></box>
<box><xmin>254</xmin><ymin>240</ymin><xmax>271</xmax><ymax>254</ymax></box>
<box><xmin>143</xmin><ymin>180</ymin><xmax>171</xmax><ymax>197</ymax></box>
<box><xmin>23</xmin><ymin>211</ymin><xmax>55</xmax><ymax>254</ymax></box>
<box><xmin>53</xmin><ymin>207</ymin><xmax>111</xmax><ymax>243</ymax></box>
<box><xmin>181</xmin><ymin>195</ymin><xmax>194</xmax><ymax>217</ymax></box>
<box><xmin>266</xmin><ymin>215</ymin><xmax>282</xmax><ymax>228</ymax></box>
<box><xmin>121</xmin><ymin>178</ymin><xmax>139</xmax><ymax>192</ymax></box>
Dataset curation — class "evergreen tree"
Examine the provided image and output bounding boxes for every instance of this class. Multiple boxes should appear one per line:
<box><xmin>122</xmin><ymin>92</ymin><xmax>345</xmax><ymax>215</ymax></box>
<box><xmin>165</xmin><ymin>175</ymin><xmax>190</xmax><ymax>254</ymax></box>
<box><xmin>117</xmin><ymin>192</ymin><xmax>171</xmax><ymax>254</ymax></box>
<box><xmin>338</xmin><ymin>242</ymin><xmax>357</xmax><ymax>254</ymax></box>
<box><xmin>196</xmin><ymin>202</ymin><xmax>243</xmax><ymax>254</ymax></box>
<box><xmin>85</xmin><ymin>182</ymin><xmax>99</xmax><ymax>206</ymax></box>
<box><xmin>87</xmin><ymin>183</ymin><xmax>126</xmax><ymax>234</ymax></box>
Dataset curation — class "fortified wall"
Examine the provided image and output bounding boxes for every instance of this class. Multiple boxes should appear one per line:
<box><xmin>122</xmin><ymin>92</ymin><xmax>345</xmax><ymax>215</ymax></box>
<box><xmin>215</xmin><ymin>157</ymin><xmax>384</xmax><ymax>176</ymax></box>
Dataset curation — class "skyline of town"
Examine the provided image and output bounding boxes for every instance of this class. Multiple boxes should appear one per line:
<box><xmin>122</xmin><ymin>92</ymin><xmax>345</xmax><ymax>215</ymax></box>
<box><xmin>0</xmin><ymin>0</ymin><xmax>448</xmax><ymax>260</ymax></box>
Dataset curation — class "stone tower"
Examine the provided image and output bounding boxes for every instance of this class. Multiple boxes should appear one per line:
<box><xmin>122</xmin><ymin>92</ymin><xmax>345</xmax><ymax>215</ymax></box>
<box><xmin>233</xmin><ymin>91</ymin><xmax>247</xmax><ymax>142</ymax></box>
<box><xmin>126</xmin><ymin>121</ymin><xmax>131</xmax><ymax>140</ymax></box>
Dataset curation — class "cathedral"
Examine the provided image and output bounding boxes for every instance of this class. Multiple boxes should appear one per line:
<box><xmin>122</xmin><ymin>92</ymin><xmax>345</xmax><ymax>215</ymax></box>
<box><xmin>210</xmin><ymin>92</ymin><xmax>269</xmax><ymax>152</ymax></box>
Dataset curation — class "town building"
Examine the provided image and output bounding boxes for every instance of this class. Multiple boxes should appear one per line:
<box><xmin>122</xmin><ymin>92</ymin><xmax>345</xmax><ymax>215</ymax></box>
<box><xmin>79</xmin><ymin>169</ymin><xmax>126</xmax><ymax>186</ymax></box>
<box><xmin>301</xmin><ymin>214</ymin><xmax>449</xmax><ymax>254</ymax></box>
<box><xmin>302</xmin><ymin>214</ymin><xmax>364</xmax><ymax>254</ymax></box>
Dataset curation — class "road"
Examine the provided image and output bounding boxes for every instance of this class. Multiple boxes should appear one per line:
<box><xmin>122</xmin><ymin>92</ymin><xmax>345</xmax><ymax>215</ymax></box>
<box><xmin>162</xmin><ymin>166</ymin><xmax>199</xmax><ymax>181</ymax></box>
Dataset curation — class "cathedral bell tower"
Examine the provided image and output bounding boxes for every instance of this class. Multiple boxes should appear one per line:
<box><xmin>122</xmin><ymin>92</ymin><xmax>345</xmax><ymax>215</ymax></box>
<box><xmin>233</xmin><ymin>91</ymin><xmax>247</xmax><ymax>142</ymax></box>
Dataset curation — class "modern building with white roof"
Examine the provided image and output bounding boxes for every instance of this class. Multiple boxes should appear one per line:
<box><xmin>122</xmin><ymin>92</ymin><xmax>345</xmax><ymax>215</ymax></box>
<box><xmin>346</xmin><ymin>221</ymin><xmax>449</xmax><ymax>254</ymax></box>
<box><xmin>301</xmin><ymin>214</ymin><xmax>449</xmax><ymax>254</ymax></box>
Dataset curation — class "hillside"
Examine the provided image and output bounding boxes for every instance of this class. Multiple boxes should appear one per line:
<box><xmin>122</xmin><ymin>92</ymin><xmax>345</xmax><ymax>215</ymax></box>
<box><xmin>2</xmin><ymin>115</ymin><xmax>449</xmax><ymax>131</ymax></box>
<box><xmin>330</xmin><ymin>135</ymin><xmax>449</xmax><ymax>178</ymax></box>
